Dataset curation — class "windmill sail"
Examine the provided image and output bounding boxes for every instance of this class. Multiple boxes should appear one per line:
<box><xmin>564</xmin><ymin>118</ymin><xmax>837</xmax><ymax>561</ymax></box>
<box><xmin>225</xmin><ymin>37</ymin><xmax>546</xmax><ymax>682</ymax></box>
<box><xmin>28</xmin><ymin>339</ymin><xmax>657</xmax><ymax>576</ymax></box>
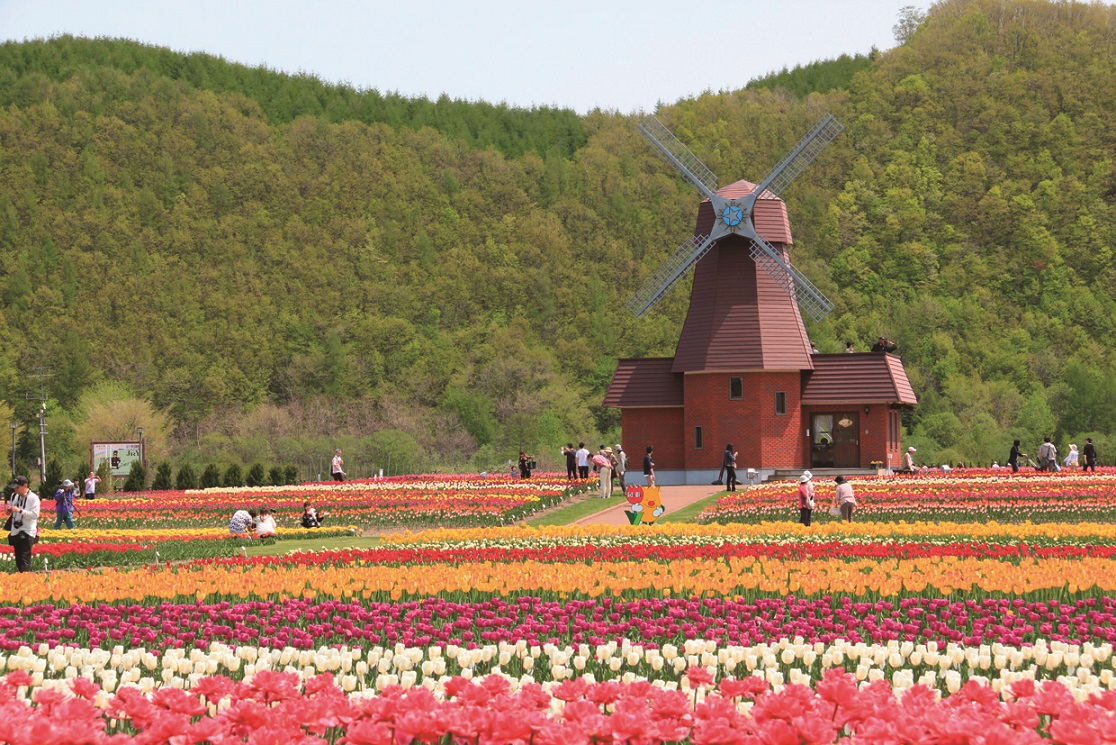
<box><xmin>626</xmin><ymin>234</ymin><xmax>718</xmax><ymax>318</ymax></box>
<box><xmin>748</xmin><ymin>235</ymin><xmax>834</xmax><ymax>321</ymax></box>
<box><xmin>752</xmin><ymin>114</ymin><xmax>844</xmax><ymax>199</ymax></box>
<box><xmin>638</xmin><ymin>117</ymin><xmax>719</xmax><ymax>200</ymax></box>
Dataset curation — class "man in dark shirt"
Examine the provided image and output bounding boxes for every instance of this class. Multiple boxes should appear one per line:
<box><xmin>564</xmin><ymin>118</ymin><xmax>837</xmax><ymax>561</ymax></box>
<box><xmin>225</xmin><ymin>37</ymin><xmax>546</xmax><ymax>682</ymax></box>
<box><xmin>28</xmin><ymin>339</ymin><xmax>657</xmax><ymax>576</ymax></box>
<box><xmin>1084</xmin><ymin>438</ymin><xmax>1098</xmax><ymax>472</ymax></box>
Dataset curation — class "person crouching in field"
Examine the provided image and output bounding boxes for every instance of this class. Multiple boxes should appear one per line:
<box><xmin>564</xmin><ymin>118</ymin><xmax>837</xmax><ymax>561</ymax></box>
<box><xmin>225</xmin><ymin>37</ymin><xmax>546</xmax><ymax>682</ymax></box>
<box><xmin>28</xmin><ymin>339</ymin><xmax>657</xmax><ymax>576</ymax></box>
<box><xmin>255</xmin><ymin>508</ymin><xmax>277</xmax><ymax>539</ymax></box>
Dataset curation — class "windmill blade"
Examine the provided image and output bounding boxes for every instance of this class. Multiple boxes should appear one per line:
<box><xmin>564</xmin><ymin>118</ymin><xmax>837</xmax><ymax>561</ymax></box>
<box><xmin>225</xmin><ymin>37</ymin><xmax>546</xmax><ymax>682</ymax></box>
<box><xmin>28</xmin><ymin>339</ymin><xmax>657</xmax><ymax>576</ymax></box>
<box><xmin>626</xmin><ymin>234</ymin><xmax>718</xmax><ymax>318</ymax></box>
<box><xmin>752</xmin><ymin>113</ymin><xmax>844</xmax><ymax>200</ymax></box>
<box><xmin>638</xmin><ymin>116</ymin><xmax>719</xmax><ymax>201</ymax></box>
<box><xmin>748</xmin><ymin>235</ymin><xmax>834</xmax><ymax>322</ymax></box>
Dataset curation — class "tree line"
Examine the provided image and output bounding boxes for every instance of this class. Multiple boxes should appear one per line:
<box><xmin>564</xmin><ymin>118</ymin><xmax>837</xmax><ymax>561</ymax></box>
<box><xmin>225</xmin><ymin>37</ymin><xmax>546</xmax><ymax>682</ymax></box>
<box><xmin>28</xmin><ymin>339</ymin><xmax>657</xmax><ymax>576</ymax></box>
<box><xmin>1</xmin><ymin>0</ymin><xmax>1116</xmax><ymax>476</ymax></box>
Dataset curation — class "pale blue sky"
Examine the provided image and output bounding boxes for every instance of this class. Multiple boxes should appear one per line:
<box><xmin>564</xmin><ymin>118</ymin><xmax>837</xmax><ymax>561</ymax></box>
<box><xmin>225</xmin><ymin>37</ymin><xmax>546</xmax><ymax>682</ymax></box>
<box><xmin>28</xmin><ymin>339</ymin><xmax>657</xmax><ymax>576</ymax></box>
<box><xmin>1</xmin><ymin>1</ymin><xmax>923</xmax><ymax>113</ymax></box>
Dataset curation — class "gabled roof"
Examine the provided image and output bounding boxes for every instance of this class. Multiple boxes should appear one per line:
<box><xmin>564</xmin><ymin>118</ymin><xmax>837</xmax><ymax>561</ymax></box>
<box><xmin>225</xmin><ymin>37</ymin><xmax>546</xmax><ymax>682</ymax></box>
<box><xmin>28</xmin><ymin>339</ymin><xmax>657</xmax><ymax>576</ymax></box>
<box><xmin>800</xmin><ymin>353</ymin><xmax>918</xmax><ymax>405</ymax></box>
<box><xmin>694</xmin><ymin>179</ymin><xmax>792</xmax><ymax>244</ymax></box>
<box><xmin>603</xmin><ymin>358</ymin><xmax>683</xmax><ymax>408</ymax></box>
<box><xmin>672</xmin><ymin>235</ymin><xmax>814</xmax><ymax>373</ymax></box>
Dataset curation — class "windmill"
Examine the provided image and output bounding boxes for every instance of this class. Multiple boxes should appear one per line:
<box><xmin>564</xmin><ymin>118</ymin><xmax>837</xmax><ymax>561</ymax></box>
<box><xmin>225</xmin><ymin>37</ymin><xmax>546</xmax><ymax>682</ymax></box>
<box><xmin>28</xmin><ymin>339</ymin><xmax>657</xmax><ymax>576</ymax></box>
<box><xmin>626</xmin><ymin>114</ymin><xmax>843</xmax><ymax>321</ymax></box>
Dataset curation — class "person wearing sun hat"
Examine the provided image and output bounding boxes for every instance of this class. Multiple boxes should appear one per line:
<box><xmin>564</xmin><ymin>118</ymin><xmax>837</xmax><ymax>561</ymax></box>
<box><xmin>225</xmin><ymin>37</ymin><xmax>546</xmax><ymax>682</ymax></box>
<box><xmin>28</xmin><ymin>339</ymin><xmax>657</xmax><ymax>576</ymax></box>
<box><xmin>904</xmin><ymin>446</ymin><xmax>916</xmax><ymax>471</ymax></box>
<box><xmin>798</xmin><ymin>471</ymin><xmax>815</xmax><ymax>526</ymax></box>
<box><xmin>53</xmin><ymin>479</ymin><xmax>77</xmax><ymax>529</ymax></box>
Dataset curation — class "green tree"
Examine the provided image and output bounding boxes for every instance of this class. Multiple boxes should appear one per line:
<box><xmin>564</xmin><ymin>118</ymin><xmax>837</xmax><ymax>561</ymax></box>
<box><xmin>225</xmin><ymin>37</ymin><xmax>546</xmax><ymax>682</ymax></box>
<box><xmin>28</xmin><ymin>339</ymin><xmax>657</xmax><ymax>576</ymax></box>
<box><xmin>200</xmin><ymin>464</ymin><xmax>221</xmax><ymax>489</ymax></box>
<box><xmin>151</xmin><ymin>462</ymin><xmax>173</xmax><ymax>490</ymax></box>
<box><xmin>122</xmin><ymin>463</ymin><xmax>146</xmax><ymax>492</ymax></box>
<box><xmin>175</xmin><ymin>463</ymin><xmax>198</xmax><ymax>490</ymax></box>
<box><xmin>222</xmin><ymin>463</ymin><xmax>243</xmax><ymax>488</ymax></box>
<box><xmin>245</xmin><ymin>462</ymin><xmax>266</xmax><ymax>487</ymax></box>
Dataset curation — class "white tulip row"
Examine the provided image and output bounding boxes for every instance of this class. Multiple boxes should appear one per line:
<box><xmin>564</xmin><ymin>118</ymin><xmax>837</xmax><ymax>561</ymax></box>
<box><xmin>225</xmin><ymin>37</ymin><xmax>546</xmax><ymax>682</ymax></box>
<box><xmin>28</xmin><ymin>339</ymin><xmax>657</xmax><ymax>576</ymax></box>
<box><xmin>2</xmin><ymin>637</ymin><xmax>1114</xmax><ymax>705</ymax></box>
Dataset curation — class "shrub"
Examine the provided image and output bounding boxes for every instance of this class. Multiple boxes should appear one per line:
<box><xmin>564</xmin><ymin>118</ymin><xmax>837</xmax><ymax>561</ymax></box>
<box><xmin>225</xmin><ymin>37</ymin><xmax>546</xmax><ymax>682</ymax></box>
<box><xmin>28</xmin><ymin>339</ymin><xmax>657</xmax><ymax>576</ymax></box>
<box><xmin>200</xmin><ymin>464</ymin><xmax>221</xmax><ymax>489</ymax></box>
<box><xmin>41</xmin><ymin>459</ymin><xmax>64</xmax><ymax>496</ymax></box>
<box><xmin>96</xmin><ymin>460</ymin><xmax>112</xmax><ymax>494</ymax></box>
<box><xmin>245</xmin><ymin>463</ymin><xmax>266</xmax><ymax>487</ymax></box>
<box><xmin>175</xmin><ymin>463</ymin><xmax>198</xmax><ymax>490</ymax></box>
<box><xmin>222</xmin><ymin>463</ymin><xmax>243</xmax><ymax>488</ymax></box>
<box><xmin>122</xmin><ymin>463</ymin><xmax>146</xmax><ymax>492</ymax></box>
<box><xmin>151</xmin><ymin>462</ymin><xmax>173</xmax><ymax>490</ymax></box>
<box><xmin>268</xmin><ymin>466</ymin><xmax>284</xmax><ymax>486</ymax></box>
<box><xmin>284</xmin><ymin>465</ymin><xmax>299</xmax><ymax>485</ymax></box>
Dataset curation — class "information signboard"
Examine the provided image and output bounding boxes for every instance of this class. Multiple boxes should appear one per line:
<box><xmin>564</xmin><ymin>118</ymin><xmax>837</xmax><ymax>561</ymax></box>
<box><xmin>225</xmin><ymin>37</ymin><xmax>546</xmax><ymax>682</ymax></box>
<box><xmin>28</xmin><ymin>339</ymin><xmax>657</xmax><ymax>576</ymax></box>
<box><xmin>91</xmin><ymin>442</ymin><xmax>143</xmax><ymax>477</ymax></box>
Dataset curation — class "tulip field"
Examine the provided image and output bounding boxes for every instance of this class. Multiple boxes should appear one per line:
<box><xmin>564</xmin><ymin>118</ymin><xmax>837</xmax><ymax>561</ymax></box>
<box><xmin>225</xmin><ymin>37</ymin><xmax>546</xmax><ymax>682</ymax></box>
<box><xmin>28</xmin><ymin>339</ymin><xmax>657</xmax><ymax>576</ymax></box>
<box><xmin>699</xmin><ymin>468</ymin><xmax>1116</xmax><ymax>523</ymax></box>
<box><xmin>9</xmin><ymin>470</ymin><xmax>1116</xmax><ymax>742</ymax></box>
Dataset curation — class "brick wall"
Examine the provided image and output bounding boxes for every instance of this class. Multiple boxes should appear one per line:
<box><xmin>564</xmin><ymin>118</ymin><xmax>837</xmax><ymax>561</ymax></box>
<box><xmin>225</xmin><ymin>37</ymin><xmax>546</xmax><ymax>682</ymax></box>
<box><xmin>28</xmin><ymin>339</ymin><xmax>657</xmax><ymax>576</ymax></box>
<box><xmin>621</xmin><ymin>408</ymin><xmax>685</xmax><ymax>470</ymax></box>
<box><xmin>682</xmin><ymin>372</ymin><xmax>805</xmax><ymax>469</ymax></box>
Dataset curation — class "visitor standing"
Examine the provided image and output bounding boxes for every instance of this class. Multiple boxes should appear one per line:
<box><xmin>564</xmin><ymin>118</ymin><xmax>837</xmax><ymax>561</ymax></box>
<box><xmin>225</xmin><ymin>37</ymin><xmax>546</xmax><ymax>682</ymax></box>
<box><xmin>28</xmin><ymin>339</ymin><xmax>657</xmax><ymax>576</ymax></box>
<box><xmin>1064</xmin><ymin>444</ymin><xmax>1079</xmax><ymax>470</ymax></box>
<box><xmin>563</xmin><ymin>444</ymin><xmax>577</xmax><ymax>480</ymax></box>
<box><xmin>330</xmin><ymin>449</ymin><xmax>346</xmax><ymax>481</ymax></box>
<box><xmin>83</xmin><ymin>471</ymin><xmax>100</xmax><ymax>499</ymax></box>
<box><xmin>904</xmin><ymin>447</ymin><xmax>916</xmax><ymax>471</ymax></box>
<box><xmin>575</xmin><ymin>443</ymin><xmax>590</xmax><ymax>480</ymax></box>
<box><xmin>798</xmin><ymin>471</ymin><xmax>815</xmax><ymax>526</ymax></box>
<box><xmin>834</xmin><ymin>476</ymin><xmax>856</xmax><ymax>522</ymax></box>
<box><xmin>643</xmin><ymin>445</ymin><xmax>656</xmax><ymax>487</ymax></box>
<box><xmin>53</xmin><ymin>479</ymin><xmax>77</xmax><ymax>529</ymax></box>
<box><xmin>723</xmin><ymin>444</ymin><xmax>738</xmax><ymax>492</ymax></box>
<box><xmin>7</xmin><ymin>476</ymin><xmax>39</xmax><ymax>573</ymax></box>
<box><xmin>1038</xmin><ymin>437</ymin><xmax>1057</xmax><ymax>472</ymax></box>
<box><xmin>1084</xmin><ymin>438</ymin><xmax>1098</xmax><ymax>471</ymax></box>
<box><xmin>1008</xmin><ymin>440</ymin><xmax>1024</xmax><ymax>473</ymax></box>
<box><xmin>614</xmin><ymin>444</ymin><xmax>627</xmax><ymax>491</ymax></box>
<box><xmin>518</xmin><ymin>451</ymin><xmax>533</xmax><ymax>479</ymax></box>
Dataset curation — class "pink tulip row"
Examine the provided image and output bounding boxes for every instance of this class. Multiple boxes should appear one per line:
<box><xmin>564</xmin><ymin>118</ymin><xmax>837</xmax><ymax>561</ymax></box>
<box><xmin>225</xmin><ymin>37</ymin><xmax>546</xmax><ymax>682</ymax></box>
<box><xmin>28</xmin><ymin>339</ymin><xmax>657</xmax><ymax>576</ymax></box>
<box><xmin>5</xmin><ymin>595</ymin><xmax>1115</xmax><ymax>653</ymax></box>
<box><xmin>1</xmin><ymin>667</ymin><xmax>1111</xmax><ymax>744</ymax></box>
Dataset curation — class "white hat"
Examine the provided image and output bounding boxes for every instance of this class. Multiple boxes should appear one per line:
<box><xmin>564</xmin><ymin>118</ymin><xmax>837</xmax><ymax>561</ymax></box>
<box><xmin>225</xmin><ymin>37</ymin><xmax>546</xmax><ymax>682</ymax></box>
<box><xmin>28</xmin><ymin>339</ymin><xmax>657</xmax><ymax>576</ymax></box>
<box><xmin>799</xmin><ymin>470</ymin><xmax>812</xmax><ymax>483</ymax></box>
<box><xmin>615</xmin><ymin>444</ymin><xmax>623</xmax><ymax>451</ymax></box>
<box><xmin>908</xmin><ymin>447</ymin><xmax>916</xmax><ymax>452</ymax></box>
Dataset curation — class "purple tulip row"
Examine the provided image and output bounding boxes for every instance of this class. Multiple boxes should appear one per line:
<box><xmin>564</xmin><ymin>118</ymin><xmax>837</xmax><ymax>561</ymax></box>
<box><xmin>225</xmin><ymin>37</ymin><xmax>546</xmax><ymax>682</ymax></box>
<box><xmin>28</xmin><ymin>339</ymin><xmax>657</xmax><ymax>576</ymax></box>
<box><xmin>6</xmin><ymin>594</ymin><xmax>1116</xmax><ymax>652</ymax></box>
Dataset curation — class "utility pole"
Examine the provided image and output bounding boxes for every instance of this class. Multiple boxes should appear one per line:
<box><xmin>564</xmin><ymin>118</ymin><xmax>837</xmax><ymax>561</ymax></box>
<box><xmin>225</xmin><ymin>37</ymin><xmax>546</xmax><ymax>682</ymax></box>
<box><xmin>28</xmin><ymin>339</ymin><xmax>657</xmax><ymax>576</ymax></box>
<box><xmin>25</xmin><ymin>366</ymin><xmax>53</xmax><ymax>487</ymax></box>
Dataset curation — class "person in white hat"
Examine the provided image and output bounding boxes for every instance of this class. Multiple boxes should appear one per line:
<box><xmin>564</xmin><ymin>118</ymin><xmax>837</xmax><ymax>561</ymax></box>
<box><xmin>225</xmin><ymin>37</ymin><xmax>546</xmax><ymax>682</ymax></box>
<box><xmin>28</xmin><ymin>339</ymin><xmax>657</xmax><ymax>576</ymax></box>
<box><xmin>904</xmin><ymin>447</ymin><xmax>916</xmax><ymax>471</ymax></box>
<box><xmin>53</xmin><ymin>479</ymin><xmax>77</xmax><ymax>529</ymax></box>
<box><xmin>613</xmin><ymin>444</ymin><xmax>627</xmax><ymax>490</ymax></box>
<box><xmin>798</xmin><ymin>471</ymin><xmax>815</xmax><ymax>526</ymax></box>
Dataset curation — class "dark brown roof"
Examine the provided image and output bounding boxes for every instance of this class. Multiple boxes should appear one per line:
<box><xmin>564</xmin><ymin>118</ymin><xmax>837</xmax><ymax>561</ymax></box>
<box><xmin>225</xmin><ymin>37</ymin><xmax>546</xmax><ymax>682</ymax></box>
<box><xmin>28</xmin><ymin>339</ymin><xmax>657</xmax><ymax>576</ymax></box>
<box><xmin>603</xmin><ymin>358</ymin><xmax>684</xmax><ymax>408</ymax></box>
<box><xmin>671</xmin><ymin>234</ymin><xmax>814</xmax><ymax>373</ymax></box>
<box><xmin>800</xmin><ymin>353</ymin><xmax>919</xmax><ymax>405</ymax></box>
<box><xmin>694</xmin><ymin>179</ymin><xmax>792</xmax><ymax>244</ymax></box>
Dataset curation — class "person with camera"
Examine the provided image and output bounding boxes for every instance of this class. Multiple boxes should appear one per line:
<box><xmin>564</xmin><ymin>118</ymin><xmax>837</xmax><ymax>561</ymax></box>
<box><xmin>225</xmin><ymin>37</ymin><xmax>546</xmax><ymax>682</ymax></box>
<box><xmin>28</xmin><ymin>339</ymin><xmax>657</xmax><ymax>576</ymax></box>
<box><xmin>518</xmin><ymin>451</ymin><xmax>534</xmax><ymax>479</ymax></box>
<box><xmin>7</xmin><ymin>476</ymin><xmax>40</xmax><ymax>573</ymax></box>
<box><xmin>301</xmin><ymin>501</ymin><xmax>327</xmax><ymax>528</ymax></box>
<box><xmin>54</xmin><ymin>479</ymin><xmax>77</xmax><ymax>529</ymax></box>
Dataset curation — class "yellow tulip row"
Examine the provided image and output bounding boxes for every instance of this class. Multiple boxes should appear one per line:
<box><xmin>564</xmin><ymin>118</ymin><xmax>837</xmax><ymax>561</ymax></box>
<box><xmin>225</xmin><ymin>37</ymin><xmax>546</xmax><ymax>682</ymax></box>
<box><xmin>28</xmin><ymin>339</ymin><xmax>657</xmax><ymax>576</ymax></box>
<box><xmin>10</xmin><ymin>553</ymin><xmax>1114</xmax><ymax>604</ymax></box>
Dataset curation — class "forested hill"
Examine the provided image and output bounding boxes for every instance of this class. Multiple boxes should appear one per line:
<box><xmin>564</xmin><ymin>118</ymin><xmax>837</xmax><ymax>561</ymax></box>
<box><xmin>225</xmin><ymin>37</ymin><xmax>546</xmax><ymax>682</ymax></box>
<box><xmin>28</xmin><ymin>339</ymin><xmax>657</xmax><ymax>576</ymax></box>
<box><xmin>1</xmin><ymin>0</ymin><xmax>1116</xmax><ymax>473</ymax></box>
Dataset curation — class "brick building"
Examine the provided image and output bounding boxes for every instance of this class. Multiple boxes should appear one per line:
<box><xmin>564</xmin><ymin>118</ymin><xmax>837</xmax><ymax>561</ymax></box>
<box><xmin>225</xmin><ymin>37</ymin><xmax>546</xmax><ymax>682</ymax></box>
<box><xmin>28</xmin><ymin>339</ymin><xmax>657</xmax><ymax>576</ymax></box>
<box><xmin>605</xmin><ymin>180</ymin><xmax>917</xmax><ymax>484</ymax></box>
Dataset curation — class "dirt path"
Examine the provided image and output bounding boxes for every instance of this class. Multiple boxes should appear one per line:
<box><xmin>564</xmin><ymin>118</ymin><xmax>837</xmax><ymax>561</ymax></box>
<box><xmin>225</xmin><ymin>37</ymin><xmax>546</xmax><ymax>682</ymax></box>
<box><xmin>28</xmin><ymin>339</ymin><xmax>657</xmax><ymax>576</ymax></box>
<box><xmin>574</xmin><ymin>485</ymin><xmax>722</xmax><ymax>526</ymax></box>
